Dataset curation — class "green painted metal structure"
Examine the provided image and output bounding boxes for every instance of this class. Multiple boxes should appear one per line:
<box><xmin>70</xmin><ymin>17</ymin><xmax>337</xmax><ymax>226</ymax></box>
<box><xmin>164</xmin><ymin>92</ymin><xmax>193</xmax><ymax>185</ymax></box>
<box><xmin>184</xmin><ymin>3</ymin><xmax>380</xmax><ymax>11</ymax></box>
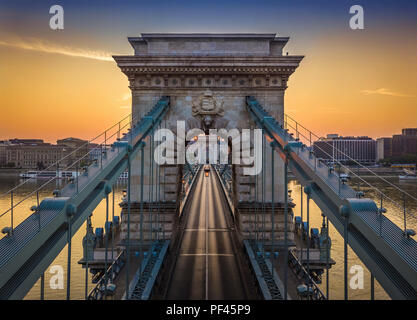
<box><xmin>0</xmin><ymin>97</ymin><xmax>170</xmax><ymax>300</ymax></box>
<box><xmin>246</xmin><ymin>96</ymin><xmax>417</xmax><ymax>300</ymax></box>
<box><xmin>1</xmin><ymin>94</ymin><xmax>417</xmax><ymax>300</ymax></box>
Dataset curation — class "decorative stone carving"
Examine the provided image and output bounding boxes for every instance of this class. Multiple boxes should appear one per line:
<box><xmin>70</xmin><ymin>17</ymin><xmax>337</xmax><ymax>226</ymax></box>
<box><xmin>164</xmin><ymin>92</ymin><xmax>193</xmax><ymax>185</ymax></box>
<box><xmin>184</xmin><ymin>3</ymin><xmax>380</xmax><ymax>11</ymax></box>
<box><xmin>82</xmin><ymin>216</ymin><xmax>95</xmax><ymax>262</ymax></box>
<box><xmin>114</xmin><ymin>34</ymin><xmax>304</xmax><ymax>243</ymax></box>
<box><xmin>191</xmin><ymin>90</ymin><xmax>225</xmax><ymax>132</ymax></box>
<box><xmin>192</xmin><ymin>90</ymin><xmax>225</xmax><ymax>117</ymax></box>
<box><xmin>114</xmin><ymin>33</ymin><xmax>303</xmax><ymax>205</ymax></box>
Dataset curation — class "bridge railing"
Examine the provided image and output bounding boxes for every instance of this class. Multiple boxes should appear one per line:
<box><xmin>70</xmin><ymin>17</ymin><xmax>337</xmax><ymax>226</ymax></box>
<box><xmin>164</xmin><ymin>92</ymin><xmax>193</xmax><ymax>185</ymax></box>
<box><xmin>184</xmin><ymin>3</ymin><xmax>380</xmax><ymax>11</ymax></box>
<box><xmin>288</xmin><ymin>249</ymin><xmax>326</xmax><ymax>300</ymax></box>
<box><xmin>214</xmin><ymin>164</ymin><xmax>233</xmax><ymax>198</ymax></box>
<box><xmin>284</xmin><ymin>114</ymin><xmax>417</xmax><ymax>235</ymax></box>
<box><xmin>0</xmin><ymin>113</ymin><xmax>136</xmax><ymax>239</ymax></box>
<box><xmin>88</xmin><ymin>250</ymin><xmax>126</xmax><ymax>300</ymax></box>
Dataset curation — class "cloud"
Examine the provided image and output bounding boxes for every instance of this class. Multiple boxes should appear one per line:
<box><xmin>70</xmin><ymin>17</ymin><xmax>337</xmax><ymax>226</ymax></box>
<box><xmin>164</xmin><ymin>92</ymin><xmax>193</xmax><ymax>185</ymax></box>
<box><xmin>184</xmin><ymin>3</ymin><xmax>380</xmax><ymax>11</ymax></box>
<box><xmin>121</xmin><ymin>93</ymin><xmax>131</xmax><ymax>101</ymax></box>
<box><xmin>361</xmin><ymin>88</ymin><xmax>416</xmax><ymax>98</ymax></box>
<box><xmin>322</xmin><ymin>107</ymin><xmax>352</xmax><ymax>114</ymax></box>
<box><xmin>0</xmin><ymin>37</ymin><xmax>115</xmax><ymax>62</ymax></box>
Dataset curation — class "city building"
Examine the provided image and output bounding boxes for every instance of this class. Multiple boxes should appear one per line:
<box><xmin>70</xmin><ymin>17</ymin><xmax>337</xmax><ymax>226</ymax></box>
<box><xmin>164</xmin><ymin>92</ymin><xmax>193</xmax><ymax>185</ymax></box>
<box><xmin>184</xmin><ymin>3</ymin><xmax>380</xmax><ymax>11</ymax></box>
<box><xmin>8</xmin><ymin>139</ymin><xmax>44</xmax><ymax>145</ymax></box>
<box><xmin>88</xmin><ymin>143</ymin><xmax>101</xmax><ymax>161</ymax></box>
<box><xmin>6</xmin><ymin>141</ymin><xmax>67</xmax><ymax>169</ymax></box>
<box><xmin>313</xmin><ymin>134</ymin><xmax>376</xmax><ymax>164</ymax></box>
<box><xmin>392</xmin><ymin>128</ymin><xmax>417</xmax><ymax>157</ymax></box>
<box><xmin>3</xmin><ymin>138</ymin><xmax>88</xmax><ymax>169</ymax></box>
<box><xmin>376</xmin><ymin>137</ymin><xmax>392</xmax><ymax>161</ymax></box>
<box><xmin>0</xmin><ymin>141</ymin><xmax>8</xmax><ymax>166</ymax></box>
<box><xmin>57</xmin><ymin>137</ymin><xmax>89</xmax><ymax>165</ymax></box>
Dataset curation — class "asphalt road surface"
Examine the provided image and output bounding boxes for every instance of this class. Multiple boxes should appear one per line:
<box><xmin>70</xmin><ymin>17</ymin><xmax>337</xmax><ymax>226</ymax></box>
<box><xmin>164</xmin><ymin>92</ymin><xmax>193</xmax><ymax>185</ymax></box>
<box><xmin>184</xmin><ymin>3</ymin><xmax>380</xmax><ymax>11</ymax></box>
<box><xmin>166</xmin><ymin>167</ymin><xmax>247</xmax><ymax>299</ymax></box>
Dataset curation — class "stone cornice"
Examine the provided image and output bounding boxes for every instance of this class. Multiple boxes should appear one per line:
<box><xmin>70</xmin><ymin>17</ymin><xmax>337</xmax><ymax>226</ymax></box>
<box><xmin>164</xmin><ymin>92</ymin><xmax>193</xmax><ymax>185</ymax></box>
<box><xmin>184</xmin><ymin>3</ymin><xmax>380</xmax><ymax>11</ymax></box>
<box><xmin>126</xmin><ymin>33</ymin><xmax>293</xmax><ymax>56</ymax></box>
<box><xmin>113</xmin><ymin>55</ymin><xmax>303</xmax><ymax>66</ymax></box>
<box><xmin>130</xmin><ymin>87</ymin><xmax>288</xmax><ymax>92</ymax></box>
<box><xmin>113</xmin><ymin>54</ymin><xmax>303</xmax><ymax>80</ymax></box>
<box><xmin>119</xmin><ymin>66</ymin><xmax>297</xmax><ymax>75</ymax></box>
<box><xmin>138</xmin><ymin>33</ymin><xmax>278</xmax><ymax>39</ymax></box>
<box><xmin>127</xmin><ymin>73</ymin><xmax>290</xmax><ymax>90</ymax></box>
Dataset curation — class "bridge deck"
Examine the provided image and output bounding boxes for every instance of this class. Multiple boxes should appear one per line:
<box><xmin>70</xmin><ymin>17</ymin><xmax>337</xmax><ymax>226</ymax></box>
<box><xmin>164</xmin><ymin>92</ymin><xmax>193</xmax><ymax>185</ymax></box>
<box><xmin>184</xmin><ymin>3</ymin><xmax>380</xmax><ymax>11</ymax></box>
<box><xmin>357</xmin><ymin>210</ymin><xmax>417</xmax><ymax>272</ymax></box>
<box><xmin>0</xmin><ymin>206</ymin><xmax>64</xmax><ymax>269</ymax></box>
<box><xmin>112</xmin><ymin>254</ymin><xmax>144</xmax><ymax>300</ymax></box>
<box><xmin>166</xmin><ymin>168</ymin><xmax>247</xmax><ymax>299</ymax></box>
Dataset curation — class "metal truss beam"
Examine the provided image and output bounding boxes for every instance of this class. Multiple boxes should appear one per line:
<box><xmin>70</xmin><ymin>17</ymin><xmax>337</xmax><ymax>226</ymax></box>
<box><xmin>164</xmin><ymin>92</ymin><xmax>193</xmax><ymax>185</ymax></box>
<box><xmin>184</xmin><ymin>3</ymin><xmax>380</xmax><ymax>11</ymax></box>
<box><xmin>0</xmin><ymin>97</ymin><xmax>170</xmax><ymax>300</ymax></box>
<box><xmin>246</xmin><ymin>96</ymin><xmax>417</xmax><ymax>299</ymax></box>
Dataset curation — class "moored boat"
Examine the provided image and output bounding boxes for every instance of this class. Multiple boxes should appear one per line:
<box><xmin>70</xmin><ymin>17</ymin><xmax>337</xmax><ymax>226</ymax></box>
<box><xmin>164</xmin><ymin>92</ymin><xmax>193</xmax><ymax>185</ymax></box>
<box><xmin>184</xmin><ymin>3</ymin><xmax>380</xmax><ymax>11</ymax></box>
<box><xmin>399</xmin><ymin>169</ymin><xmax>417</xmax><ymax>180</ymax></box>
<box><xmin>19</xmin><ymin>170</ymin><xmax>80</xmax><ymax>179</ymax></box>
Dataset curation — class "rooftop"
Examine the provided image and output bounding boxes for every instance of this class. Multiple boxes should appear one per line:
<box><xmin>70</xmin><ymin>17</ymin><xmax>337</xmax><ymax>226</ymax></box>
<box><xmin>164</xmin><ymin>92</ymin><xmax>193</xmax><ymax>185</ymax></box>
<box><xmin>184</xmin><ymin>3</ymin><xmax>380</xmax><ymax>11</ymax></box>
<box><xmin>126</xmin><ymin>33</ymin><xmax>290</xmax><ymax>57</ymax></box>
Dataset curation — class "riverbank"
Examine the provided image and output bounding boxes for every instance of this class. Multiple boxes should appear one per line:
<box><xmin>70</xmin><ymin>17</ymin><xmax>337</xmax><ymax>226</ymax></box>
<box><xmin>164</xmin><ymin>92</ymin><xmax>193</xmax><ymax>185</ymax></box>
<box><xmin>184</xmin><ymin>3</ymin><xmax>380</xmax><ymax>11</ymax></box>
<box><xmin>289</xmin><ymin>166</ymin><xmax>406</xmax><ymax>179</ymax></box>
<box><xmin>0</xmin><ymin>166</ymin><xmax>411</xmax><ymax>179</ymax></box>
<box><xmin>341</xmin><ymin>166</ymin><xmax>413</xmax><ymax>179</ymax></box>
<box><xmin>0</xmin><ymin>168</ymin><xmax>26</xmax><ymax>178</ymax></box>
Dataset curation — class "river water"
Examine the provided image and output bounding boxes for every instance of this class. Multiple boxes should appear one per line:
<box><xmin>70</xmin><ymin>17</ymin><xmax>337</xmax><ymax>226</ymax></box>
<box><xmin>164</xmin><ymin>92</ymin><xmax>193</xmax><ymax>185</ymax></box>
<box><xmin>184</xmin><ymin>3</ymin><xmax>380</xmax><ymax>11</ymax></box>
<box><xmin>0</xmin><ymin>175</ymin><xmax>416</xmax><ymax>300</ymax></box>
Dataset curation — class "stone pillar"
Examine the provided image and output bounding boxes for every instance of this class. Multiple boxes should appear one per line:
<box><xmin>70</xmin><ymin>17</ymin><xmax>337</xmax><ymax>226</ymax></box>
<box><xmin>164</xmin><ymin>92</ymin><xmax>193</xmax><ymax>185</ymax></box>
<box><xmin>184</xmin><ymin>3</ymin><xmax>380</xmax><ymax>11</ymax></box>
<box><xmin>238</xmin><ymin>203</ymin><xmax>295</xmax><ymax>246</ymax></box>
<box><xmin>113</xmin><ymin>33</ymin><xmax>303</xmax><ymax>243</ymax></box>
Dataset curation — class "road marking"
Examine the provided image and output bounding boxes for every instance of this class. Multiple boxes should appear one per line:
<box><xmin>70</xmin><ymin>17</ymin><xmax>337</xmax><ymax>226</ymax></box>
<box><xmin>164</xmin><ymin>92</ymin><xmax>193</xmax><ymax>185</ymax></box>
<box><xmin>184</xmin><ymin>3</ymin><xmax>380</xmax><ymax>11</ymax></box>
<box><xmin>205</xmin><ymin>172</ymin><xmax>209</xmax><ymax>300</ymax></box>
<box><xmin>179</xmin><ymin>253</ymin><xmax>234</xmax><ymax>257</ymax></box>
<box><xmin>184</xmin><ymin>228</ymin><xmax>229</xmax><ymax>232</ymax></box>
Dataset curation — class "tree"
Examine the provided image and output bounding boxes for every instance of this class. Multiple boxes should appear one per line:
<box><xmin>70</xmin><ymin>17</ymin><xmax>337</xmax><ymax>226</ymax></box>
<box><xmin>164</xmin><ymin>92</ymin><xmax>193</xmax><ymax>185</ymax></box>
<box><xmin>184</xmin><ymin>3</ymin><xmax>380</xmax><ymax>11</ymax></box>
<box><xmin>37</xmin><ymin>162</ymin><xmax>45</xmax><ymax>170</ymax></box>
<box><xmin>379</xmin><ymin>154</ymin><xmax>417</xmax><ymax>166</ymax></box>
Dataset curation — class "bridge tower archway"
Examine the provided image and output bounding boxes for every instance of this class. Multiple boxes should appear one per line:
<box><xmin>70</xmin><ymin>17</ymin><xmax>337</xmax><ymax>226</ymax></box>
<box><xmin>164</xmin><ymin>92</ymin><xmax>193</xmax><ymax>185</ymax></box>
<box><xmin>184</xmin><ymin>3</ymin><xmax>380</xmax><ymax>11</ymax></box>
<box><xmin>114</xmin><ymin>33</ymin><xmax>303</xmax><ymax>244</ymax></box>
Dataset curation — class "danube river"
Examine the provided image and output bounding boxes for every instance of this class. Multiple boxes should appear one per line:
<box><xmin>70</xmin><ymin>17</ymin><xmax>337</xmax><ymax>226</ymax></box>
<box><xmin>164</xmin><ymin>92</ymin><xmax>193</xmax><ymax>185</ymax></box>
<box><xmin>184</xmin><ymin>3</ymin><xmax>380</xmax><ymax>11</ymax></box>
<box><xmin>0</xmin><ymin>174</ymin><xmax>416</xmax><ymax>300</ymax></box>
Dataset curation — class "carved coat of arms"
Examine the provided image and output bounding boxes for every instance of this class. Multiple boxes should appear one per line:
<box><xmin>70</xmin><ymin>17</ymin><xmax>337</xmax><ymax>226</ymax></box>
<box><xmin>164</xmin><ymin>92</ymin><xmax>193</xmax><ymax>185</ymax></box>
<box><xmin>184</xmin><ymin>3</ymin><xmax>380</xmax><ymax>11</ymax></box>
<box><xmin>192</xmin><ymin>90</ymin><xmax>225</xmax><ymax>117</ymax></box>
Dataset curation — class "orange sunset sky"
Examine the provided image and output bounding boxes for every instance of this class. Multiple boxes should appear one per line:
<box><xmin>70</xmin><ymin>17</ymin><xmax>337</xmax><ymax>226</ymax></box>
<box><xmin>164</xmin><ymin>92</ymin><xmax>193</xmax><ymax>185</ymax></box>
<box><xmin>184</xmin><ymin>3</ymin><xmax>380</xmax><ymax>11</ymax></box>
<box><xmin>0</xmin><ymin>1</ymin><xmax>416</xmax><ymax>143</ymax></box>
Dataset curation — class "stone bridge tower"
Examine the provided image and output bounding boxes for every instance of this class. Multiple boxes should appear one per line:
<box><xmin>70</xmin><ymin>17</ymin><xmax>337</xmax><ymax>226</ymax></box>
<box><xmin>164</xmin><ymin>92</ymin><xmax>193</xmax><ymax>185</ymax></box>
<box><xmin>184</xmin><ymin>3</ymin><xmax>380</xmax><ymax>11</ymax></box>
<box><xmin>114</xmin><ymin>33</ymin><xmax>303</xmax><ymax>244</ymax></box>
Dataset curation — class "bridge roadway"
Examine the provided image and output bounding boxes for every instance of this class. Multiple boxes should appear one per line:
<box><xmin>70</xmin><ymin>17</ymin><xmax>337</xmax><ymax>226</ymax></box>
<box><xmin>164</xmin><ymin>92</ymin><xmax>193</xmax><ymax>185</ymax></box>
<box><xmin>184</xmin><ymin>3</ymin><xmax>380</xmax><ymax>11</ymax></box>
<box><xmin>166</xmin><ymin>167</ymin><xmax>248</xmax><ymax>299</ymax></box>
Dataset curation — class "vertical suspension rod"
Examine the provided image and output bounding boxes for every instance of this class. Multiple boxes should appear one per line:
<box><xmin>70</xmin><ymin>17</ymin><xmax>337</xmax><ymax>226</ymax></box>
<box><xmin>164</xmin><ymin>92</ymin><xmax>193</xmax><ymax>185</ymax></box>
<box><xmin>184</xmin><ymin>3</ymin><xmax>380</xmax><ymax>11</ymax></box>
<box><xmin>85</xmin><ymin>216</ymin><xmax>90</xmax><ymax>300</ymax></box>
<box><xmin>150</xmin><ymin>131</ymin><xmax>154</xmax><ymax>243</ymax></box>
<box><xmin>284</xmin><ymin>156</ymin><xmax>288</xmax><ymax>300</ymax></box>
<box><xmin>125</xmin><ymin>156</ymin><xmax>131</xmax><ymax>300</ymax></box>
<box><xmin>326</xmin><ymin>216</ymin><xmax>330</xmax><ymax>299</ymax></box>
<box><xmin>139</xmin><ymin>144</ymin><xmax>145</xmax><ymax>272</ymax></box>
<box><xmin>104</xmin><ymin>189</ymin><xmax>110</xmax><ymax>291</ymax></box>
<box><xmin>111</xmin><ymin>189</ymin><xmax>115</xmax><ymax>280</ymax></box>
<box><xmin>344</xmin><ymin>213</ymin><xmax>349</xmax><ymax>300</ymax></box>
<box><xmin>262</xmin><ymin>134</ymin><xmax>266</xmax><ymax>254</ymax></box>
<box><xmin>66</xmin><ymin>214</ymin><xmax>72</xmax><ymax>300</ymax></box>
<box><xmin>271</xmin><ymin>144</ymin><xmax>275</xmax><ymax>279</ymax></box>
<box><xmin>306</xmin><ymin>190</ymin><xmax>310</xmax><ymax>295</ymax></box>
